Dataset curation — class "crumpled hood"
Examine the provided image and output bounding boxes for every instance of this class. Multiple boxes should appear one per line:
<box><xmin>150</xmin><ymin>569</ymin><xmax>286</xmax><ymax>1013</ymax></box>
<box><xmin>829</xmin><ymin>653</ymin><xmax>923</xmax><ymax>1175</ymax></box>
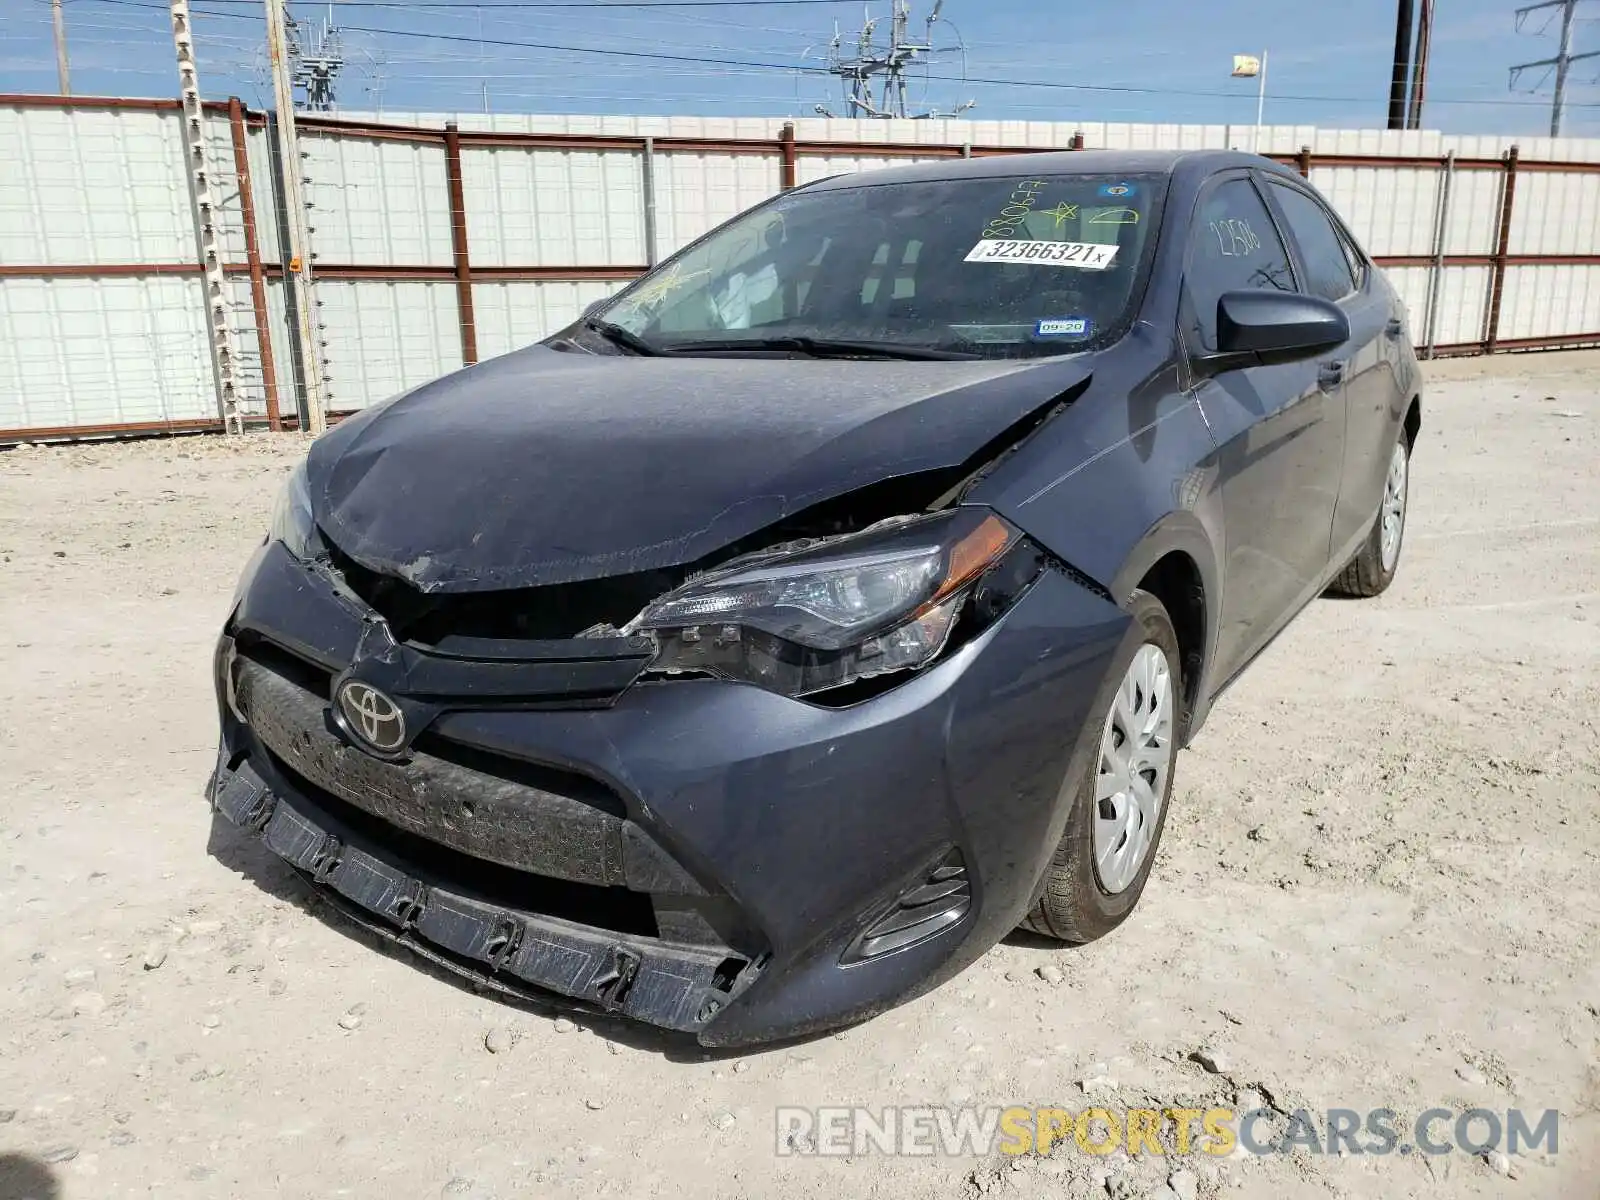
<box><xmin>307</xmin><ymin>344</ymin><xmax>1095</xmax><ymax>592</ymax></box>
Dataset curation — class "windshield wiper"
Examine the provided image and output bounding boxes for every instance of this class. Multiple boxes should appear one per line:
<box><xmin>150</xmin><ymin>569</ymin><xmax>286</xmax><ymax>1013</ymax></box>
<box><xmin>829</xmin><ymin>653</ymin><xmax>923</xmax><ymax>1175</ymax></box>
<box><xmin>659</xmin><ymin>335</ymin><xmax>978</xmax><ymax>361</ymax></box>
<box><xmin>583</xmin><ymin>317</ymin><xmax>663</xmax><ymax>357</ymax></box>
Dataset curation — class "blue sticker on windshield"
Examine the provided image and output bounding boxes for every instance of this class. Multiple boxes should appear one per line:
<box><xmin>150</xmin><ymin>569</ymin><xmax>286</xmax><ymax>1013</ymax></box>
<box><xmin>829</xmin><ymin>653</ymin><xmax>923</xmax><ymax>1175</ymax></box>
<box><xmin>1099</xmin><ymin>182</ymin><xmax>1136</xmax><ymax>198</ymax></box>
<box><xmin>1036</xmin><ymin>317</ymin><xmax>1092</xmax><ymax>338</ymax></box>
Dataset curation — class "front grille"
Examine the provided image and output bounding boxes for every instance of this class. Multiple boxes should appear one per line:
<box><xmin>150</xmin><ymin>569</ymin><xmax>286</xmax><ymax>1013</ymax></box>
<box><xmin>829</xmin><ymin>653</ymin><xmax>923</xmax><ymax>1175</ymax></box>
<box><xmin>234</xmin><ymin>655</ymin><xmax>631</xmax><ymax>888</ymax></box>
<box><xmin>325</xmin><ymin>541</ymin><xmax>680</xmax><ymax>643</ymax></box>
<box><xmin>410</xmin><ymin>733</ymin><xmax>625</xmax><ymax>819</ymax></box>
<box><xmin>224</xmin><ymin>647</ymin><xmax>752</xmax><ymax>949</ymax></box>
<box><xmin>240</xmin><ymin>635</ymin><xmax>333</xmax><ymax>694</ymax></box>
<box><xmin>230</xmin><ymin>636</ymin><xmax>629</xmax><ymax>814</ymax></box>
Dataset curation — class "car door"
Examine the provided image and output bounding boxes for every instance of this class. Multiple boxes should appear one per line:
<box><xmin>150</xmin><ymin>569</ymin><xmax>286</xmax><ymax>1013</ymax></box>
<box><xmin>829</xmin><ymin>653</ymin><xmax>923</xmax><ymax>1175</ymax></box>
<box><xmin>1260</xmin><ymin>178</ymin><xmax>1394</xmax><ymax>561</ymax></box>
<box><xmin>1181</xmin><ymin>173</ymin><xmax>1348</xmax><ymax>685</ymax></box>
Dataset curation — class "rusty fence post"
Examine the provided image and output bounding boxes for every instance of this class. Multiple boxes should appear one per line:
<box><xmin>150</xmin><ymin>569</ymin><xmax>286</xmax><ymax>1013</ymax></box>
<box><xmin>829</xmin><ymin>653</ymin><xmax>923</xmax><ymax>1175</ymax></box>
<box><xmin>1483</xmin><ymin>144</ymin><xmax>1519</xmax><ymax>354</ymax></box>
<box><xmin>227</xmin><ymin>97</ymin><xmax>281</xmax><ymax>431</ymax></box>
<box><xmin>779</xmin><ymin>122</ymin><xmax>798</xmax><ymax>190</ymax></box>
<box><xmin>1296</xmin><ymin>145</ymin><xmax>1312</xmax><ymax>178</ymax></box>
<box><xmin>443</xmin><ymin>121</ymin><xmax>478</xmax><ymax>366</ymax></box>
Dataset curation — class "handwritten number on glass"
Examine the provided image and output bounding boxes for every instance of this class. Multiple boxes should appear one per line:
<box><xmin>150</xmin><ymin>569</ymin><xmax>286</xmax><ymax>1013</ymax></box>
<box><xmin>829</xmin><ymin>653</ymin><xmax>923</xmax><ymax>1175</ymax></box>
<box><xmin>1209</xmin><ymin>218</ymin><xmax>1262</xmax><ymax>258</ymax></box>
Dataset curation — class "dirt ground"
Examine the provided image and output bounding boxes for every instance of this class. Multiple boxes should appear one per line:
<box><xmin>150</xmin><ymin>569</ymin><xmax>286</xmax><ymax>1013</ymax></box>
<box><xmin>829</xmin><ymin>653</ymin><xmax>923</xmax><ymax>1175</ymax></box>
<box><xmin>1</xmin><ymin>351</ymin><xmax>1597</xmax><ymax>1200</ymax></box>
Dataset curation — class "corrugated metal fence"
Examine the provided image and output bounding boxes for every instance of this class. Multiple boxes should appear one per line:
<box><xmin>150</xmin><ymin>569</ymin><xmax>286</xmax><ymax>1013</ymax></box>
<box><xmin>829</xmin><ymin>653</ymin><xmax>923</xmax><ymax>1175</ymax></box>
<box><xmin>3</xmin><ymin>94</ymin><xmax>1600</xmax><ymax>440</ymax></box>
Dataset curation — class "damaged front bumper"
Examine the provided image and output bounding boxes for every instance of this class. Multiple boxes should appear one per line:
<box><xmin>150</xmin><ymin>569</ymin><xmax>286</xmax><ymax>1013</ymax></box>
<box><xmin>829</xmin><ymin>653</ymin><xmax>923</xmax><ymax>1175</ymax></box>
<box><xmin>210</xmin><ymin>537</ymin><xmax>1133</xmax><ymax>1046</ymax></box>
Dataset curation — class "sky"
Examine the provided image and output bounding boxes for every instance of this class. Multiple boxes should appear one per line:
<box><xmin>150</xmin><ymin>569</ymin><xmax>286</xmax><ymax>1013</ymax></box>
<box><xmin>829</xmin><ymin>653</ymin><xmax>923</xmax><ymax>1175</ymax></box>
<box><xmin>2</xmin><ymin>0</ymin><xmax>1599</xmax><ymax>136</ymax></box>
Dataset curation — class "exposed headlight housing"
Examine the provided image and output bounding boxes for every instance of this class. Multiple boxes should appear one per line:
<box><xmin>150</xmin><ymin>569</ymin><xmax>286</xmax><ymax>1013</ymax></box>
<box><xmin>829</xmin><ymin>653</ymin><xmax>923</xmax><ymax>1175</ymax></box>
<box><xmin>268</xmin><ymin>460</ymin><xmax>321</xmax><ymax>560</ymax></box>
<box><xmin>627</xmin><ymin>509</ymin><xmax>1022</xmax><ymax>697</ymax></box>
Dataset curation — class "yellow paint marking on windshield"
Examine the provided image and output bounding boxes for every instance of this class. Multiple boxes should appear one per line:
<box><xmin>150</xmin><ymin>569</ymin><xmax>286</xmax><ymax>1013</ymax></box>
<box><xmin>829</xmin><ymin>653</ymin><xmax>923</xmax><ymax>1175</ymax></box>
<box><xmin>1088</xmin><ymin>207</ymin><xmax>1140</xmax><ymax>225</ymax></box>
<box><xmin>1044</xmin><ymin>202</ymin><xmax>1080</xmax><ymax>228</ymax></box>
<box><xmin>981</xmin><ymin>179</ymin><xmax>1051</xmax><ymax>238</ymax></box>
<box><xmin>622</xmin><ymin>263</ymin><xmax>711</xmax><ymax>310</ymax></box>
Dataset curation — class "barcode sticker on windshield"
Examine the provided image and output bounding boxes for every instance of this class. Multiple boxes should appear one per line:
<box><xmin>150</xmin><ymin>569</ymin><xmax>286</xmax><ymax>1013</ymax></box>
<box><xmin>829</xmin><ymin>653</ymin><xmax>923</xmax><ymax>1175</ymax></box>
<box><xmin>964</xmin><ymin>239</ymin><xmax>1118</xmax><ymax>270</ymax></box>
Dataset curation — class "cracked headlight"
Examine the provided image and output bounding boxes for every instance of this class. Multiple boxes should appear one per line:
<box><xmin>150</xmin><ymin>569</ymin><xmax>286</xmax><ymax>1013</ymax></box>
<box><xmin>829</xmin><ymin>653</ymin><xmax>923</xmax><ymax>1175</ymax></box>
<box><xmin>628</xmin><ymin>509</ymin><xmax>1021</xmax><ymax>697</ymax></box>
<box><xmin>268</xmin><ymin>460</ymin><xmax>321</xmax><ymax>560</ymax></box>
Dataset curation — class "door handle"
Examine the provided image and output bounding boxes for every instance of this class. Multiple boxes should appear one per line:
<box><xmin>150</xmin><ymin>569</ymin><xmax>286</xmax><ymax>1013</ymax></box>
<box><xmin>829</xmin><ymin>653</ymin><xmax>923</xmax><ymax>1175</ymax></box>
<box><xmin>1385</xmin><ymin>317</ymin><xmax>1404</xmax><ymax>339</ymax></box>
<box><xmin>1318</xmin><ymin>361</ymin><xmax>1345</xmax><ymax>389</ymax></box>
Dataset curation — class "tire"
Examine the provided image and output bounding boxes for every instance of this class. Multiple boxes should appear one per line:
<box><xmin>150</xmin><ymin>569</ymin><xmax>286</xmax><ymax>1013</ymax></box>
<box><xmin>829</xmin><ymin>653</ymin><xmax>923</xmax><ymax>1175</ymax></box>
<box><xmin>1022</xmin><ymin>589</ymin><xmax>1181</xmax><ymax>943</ymax></box>
<box><xmin>1328</xmin><ymin>430</ymin><xmax>1411</xmax><ymax>598</ymax></box>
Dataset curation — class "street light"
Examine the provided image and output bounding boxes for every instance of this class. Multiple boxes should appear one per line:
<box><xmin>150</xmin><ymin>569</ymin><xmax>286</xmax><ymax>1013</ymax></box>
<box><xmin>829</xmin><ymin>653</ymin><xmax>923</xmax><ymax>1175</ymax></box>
<box><xmin>1232</xmin><ymin>51</ymin><xmax>1268</xmax><ymax>154</ymax></box>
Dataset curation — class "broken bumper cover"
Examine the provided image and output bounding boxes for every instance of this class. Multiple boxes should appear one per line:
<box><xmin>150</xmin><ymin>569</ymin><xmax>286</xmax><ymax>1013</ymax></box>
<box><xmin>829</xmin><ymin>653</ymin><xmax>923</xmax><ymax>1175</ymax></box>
<box><xmin>213</xmin><ymin>540</ymin><xmax>1134</xmax><ymax>1046</ymax></box>
<box><xmin>210</xmin><ymin>756</ymin><xmax>733</xmax><ymax>1030</ymax></box>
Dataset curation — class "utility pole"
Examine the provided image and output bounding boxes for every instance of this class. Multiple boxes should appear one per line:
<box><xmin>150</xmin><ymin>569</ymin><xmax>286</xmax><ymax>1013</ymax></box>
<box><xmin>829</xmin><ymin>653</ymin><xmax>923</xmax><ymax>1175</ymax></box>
<box><xmin>1511</xmin><ymin>0</ymin><xmax>1600</xmax><ymax>137</ymax></box>
<box><xmin>1406</xmin><ymin>0</ymin><xmax>1434</xmax><ymax>128</ymax></box>
<box><xmin>265</xmin><ymin>0</ymin><xmax>327</xmax><ymax>434</ymax></box>
<box><xmin>1387</xmin><ymin>0</ymin><xmax>1416</xmax><ymax>130</ymax></box>
<box><xmin>52</xmin><ymin>0</ymin><xmax>71</xmax><ymax>94</ymax></box>
<box><xmin>1552</xmin><ymin>0</ymin><xmax>1577</xmax><ymax>130</ymax></box>
<box><xmin>171</xmin><ymin>0</ymin><xmax>242</xmax><ymax>434</ymax></box>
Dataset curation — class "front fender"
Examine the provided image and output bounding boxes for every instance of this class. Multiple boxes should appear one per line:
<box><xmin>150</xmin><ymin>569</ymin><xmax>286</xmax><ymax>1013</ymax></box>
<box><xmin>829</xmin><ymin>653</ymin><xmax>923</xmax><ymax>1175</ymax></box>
<box><xmin>966</xmin><ymin>339</ymin><xmax>1228</xmax><ymax>739</ymax></box>
<box><xmin>1107</xmin><ymin>510</ymin><xmax>1224</xmax><ymax>738</ymax></box>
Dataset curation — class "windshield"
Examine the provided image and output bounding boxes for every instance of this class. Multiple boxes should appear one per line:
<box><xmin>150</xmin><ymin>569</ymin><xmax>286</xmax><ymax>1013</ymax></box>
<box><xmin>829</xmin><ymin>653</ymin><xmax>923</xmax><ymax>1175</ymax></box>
<box><xmin>590</xmin><ymin>172</ymin><xmax>1166</xmax><ymax>359</ymax></box>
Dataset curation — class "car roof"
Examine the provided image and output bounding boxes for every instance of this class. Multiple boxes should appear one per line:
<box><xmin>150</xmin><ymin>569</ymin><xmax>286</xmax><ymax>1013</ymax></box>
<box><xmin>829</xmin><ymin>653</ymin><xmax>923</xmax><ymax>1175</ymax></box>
<box><xmin>802</xmin><ymin>148</ymin><xmax>1300</xmax><ymax>192</ymax></box>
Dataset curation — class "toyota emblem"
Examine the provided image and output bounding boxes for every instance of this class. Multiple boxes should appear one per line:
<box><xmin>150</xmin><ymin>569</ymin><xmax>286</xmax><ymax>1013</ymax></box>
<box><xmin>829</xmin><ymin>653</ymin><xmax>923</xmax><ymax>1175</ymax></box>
<box><xmin>336</xmin><ymin>680</ymin><xmax>407</xmax><ymax>754</ymax></box>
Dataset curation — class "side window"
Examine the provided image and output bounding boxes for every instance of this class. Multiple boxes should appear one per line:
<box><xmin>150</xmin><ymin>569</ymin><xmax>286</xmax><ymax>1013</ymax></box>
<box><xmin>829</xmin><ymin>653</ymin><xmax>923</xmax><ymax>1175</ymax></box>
<box><xmin>1268</xmin><ymin>182</ymin><xmax>1357</xmax><ymax>302</ymax></box>
<box><xmin>1187</xmin><ymin>178</ymin><xmax>1296</xmax><ymax>349</ymax></box>
<box><xmin>1336</xmin><ymin>224</ymin><xmax>1367</xmax><ymax>287</ymax></box>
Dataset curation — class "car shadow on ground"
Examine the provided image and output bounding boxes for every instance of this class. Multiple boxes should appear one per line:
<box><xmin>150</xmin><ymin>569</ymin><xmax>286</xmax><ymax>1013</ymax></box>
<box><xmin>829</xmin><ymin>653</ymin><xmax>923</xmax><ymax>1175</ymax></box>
<box><xmin>1000</xmin><ymin>929</ymin><xmax>1065</xmax><ymax>951</ymax></box>
<box><xmin>0</xmin><ymin>1154</ymin><xmax>59</xmax><ymax>1200</ymax></box>
<box><xmin>203</xmin><ymin>810</ymin><xmax>842</xmax><ymax>1062</ymax></box>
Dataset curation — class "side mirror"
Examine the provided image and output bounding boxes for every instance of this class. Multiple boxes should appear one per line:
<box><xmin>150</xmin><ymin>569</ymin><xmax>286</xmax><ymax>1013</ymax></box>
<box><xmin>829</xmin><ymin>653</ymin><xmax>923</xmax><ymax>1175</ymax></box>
<box><xmin>1213</xmin><ymin>290</ymin><xmax>1349</xmax><ymax>365</ymax></box>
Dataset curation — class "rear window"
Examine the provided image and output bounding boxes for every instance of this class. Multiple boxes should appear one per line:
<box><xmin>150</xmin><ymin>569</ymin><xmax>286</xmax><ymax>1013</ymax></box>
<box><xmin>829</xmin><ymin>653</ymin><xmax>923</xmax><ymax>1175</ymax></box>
<box><xmin>1268</xmin><ymin>181</ymin><xmax>1358</xmax><ymax>302</ymax></box>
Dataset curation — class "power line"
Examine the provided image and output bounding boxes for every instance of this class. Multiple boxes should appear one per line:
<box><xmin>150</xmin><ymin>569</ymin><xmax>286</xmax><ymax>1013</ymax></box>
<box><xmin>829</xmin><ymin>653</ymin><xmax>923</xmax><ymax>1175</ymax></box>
<box><xmin>38</xmin><ymin>0</ymin><xmax>1600</xmax><ymax>112</ymax></box>
<box><xmin>324</xmin><ymin>20</ymin><xmax>1600</xmax><ymax>108</ymax></box>
<box><xmin>86</xmin><ymin>0</ymin><xmax>865</xmax><ymax>7</ymax></box>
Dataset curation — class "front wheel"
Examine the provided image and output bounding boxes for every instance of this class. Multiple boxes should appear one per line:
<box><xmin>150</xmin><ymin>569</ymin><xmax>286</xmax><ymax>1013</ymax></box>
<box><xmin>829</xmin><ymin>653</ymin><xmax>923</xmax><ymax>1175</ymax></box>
<box><xmin>1021</xmin><ymin>590</ymin><xmax>1180</xmax><ymax>943</ymax></box>
<box><xmin>1328</xmin><ymin>432</ymin><xmax>1410</xmax><ymax>598</ymax></box>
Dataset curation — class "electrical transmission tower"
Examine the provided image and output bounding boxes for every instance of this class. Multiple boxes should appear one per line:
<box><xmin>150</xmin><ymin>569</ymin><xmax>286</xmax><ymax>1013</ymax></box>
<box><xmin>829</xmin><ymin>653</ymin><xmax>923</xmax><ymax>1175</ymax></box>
<box><xmin>1510</xmin><ymin>0</ymin><xmax>1598</xmax><ymax>136</ymax></box>
<box><xmin>287</xmin><ymin>3</ymin><xmax>346</xmax><ymax>111</ymax></box>
<box><xmin>816</xmin><ymin>0</ymin><xmax>973</xmax><ymax>119</ymax></box>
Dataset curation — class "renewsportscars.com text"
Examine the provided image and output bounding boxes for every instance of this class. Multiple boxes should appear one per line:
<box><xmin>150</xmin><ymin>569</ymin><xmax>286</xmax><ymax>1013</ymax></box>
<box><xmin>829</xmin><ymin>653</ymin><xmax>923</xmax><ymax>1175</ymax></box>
<box><xmin>775</xmin><ymin>1105</ymin><xmax>1560</xmax><ymax>1159</ymax></box>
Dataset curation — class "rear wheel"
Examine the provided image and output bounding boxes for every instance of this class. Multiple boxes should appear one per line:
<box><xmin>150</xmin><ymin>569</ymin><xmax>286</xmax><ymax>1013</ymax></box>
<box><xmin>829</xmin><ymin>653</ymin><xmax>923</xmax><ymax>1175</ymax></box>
<box><xmin>1328</xmin><ymin>432</ymin><xmax>1409</xmax><ymax>598</ymax></box>
<box><xmin>1022</xmin><ymin>590</ymin><xmax>1180</xmax><ymax>943</ymax></box>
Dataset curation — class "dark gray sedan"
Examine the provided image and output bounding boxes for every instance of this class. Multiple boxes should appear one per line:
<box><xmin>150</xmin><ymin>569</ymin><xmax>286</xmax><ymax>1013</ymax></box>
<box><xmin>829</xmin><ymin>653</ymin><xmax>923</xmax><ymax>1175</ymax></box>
<box><xmin>211</xmin><ymin>149</ymin><xmax>1420</xmax><ymax>1046</ymax></box>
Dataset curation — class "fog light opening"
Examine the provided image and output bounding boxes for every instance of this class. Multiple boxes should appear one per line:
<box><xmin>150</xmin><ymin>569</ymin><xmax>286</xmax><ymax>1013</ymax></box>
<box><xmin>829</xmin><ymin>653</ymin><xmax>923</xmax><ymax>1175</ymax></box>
<box><xmin>842</xmin><ymin>847</ymin><xmax>972</xmax><ymax>965</ymax></box>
